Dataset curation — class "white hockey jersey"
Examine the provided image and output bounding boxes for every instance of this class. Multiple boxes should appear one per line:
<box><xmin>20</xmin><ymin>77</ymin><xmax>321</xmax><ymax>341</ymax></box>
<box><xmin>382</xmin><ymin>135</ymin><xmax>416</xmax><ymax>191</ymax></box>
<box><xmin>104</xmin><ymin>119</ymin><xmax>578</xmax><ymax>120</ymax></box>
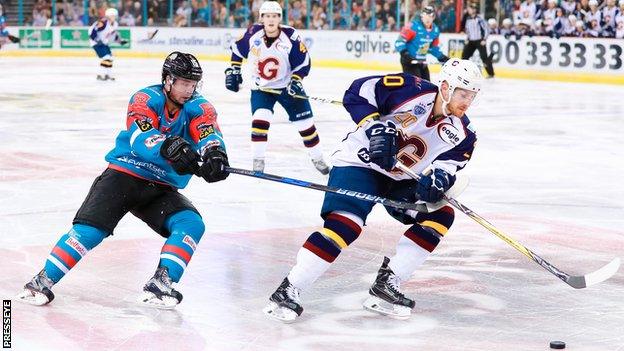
<box><xmin>230</xmin><ymin>24</ymin><xmax>311</xmax><ymax>89</ymax></box>
<box><xmin>88</xmin><ymin>18</ymin><xmax>119</xmax><ymax>46</ymax></box>
<box><xmin>333</xmin><ymin>73</ymin><xmax>477</xmax><ymax>180</ymax></box>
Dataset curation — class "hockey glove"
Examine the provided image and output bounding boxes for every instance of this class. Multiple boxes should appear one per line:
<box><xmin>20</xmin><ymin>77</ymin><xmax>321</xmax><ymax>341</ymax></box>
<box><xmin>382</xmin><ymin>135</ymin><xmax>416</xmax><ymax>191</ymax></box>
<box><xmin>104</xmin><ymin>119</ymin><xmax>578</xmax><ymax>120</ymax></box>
<box><xmin>415</xmin><ymin>168</ymin><xmax>455</xmax><ymax>203</ymax></box>
<box><xmin>439</xmin><ymin>54</ymin><xmax>450</xmax><ymax>63</ymax></box>
<box><xmin>224</xmin><ymin>66</ymin><xmax>243</xmax><ymax>92</ymax></box>
<box><xmin>8</xmin><ymin>35</ymin><xmax>20</xmax><ymax>44</ymax></box>
<box><xmin>160</xmin><ymin>136</ymin><xmax>201</xmax><ymax>175</ymax></box>
<box><xmin>365</xmin><ymin>121</ymin><xmax>399</xmax><ymax>171</ymax></box>
<box><xmin>287</xmin><ymin>76</ymin><xmax>305</xmax><ymax>96</ymax></box>
<box><xmin>199</xmin><ymin>146</ymin><xmax>229</xmax><ymax>183</ymax></box>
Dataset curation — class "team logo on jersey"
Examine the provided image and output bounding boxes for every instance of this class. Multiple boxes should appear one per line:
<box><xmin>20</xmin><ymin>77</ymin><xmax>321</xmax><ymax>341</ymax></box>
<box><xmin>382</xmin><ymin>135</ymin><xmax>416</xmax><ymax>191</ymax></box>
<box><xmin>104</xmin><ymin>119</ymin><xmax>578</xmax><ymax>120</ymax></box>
<box><xmin>412</xmin><ymin>103</ymin><xmax>427</xmax><ymax>116</ymax></box>
<box><xmin>357</xmin><ymin>148</ymin><xmax>371</xmax><ymax>163</ymax></box>
<box><xmin>133</xmin><ymin>92</ymin><xmax>150</xmax><ymax>104</ymax></box>
<box><xmin>197</xmin><ymin>124</ymin><xmax>215</xmax><ymax>140</ymax></box>
<box><xmin>437</xmin><ymin>123</ymin><xmax>461</xmax><ymax>145</ymax></box>
<box><xmin>253</xmin><ymin>39</ymin><xmax>261</xmax><ymax>46</ymax></box>
<box><xmin>257</xmin><ymin>57</ymin><xmax>280</xmax><ymax>80</ymax></box>
<box><xmin>134</xmin><ymin>118</ymin><xmax>154</xmax><ymax>132</ymax></box>
<box><xmin>144</xmin><ymin>134</ymin><xmax>166</xmax><ymax>148</ymax></box>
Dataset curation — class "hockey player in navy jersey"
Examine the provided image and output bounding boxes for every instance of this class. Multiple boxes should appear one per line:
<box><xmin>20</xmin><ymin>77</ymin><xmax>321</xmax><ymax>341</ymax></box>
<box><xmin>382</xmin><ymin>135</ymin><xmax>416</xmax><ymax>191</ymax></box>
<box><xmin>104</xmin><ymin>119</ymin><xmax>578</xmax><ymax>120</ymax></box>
<box><xmin>264</xmin><ymin>59</ymin><xmax>483</xmax><ymax>322</ymax></box>
<box><xmin>225</xmin><ymin>1</ymin><xmax>329</xmax><ymax>174</ymax></box>
<box><xmin>17</xmin><ymin>52</ymin><xmax>229</xmax><ymax>309</ymax></box>
<box><xmin>395</xmin><ymin>5</ymin><xmax>450</xmax><ymax>81</ymax></box>
<box><xmin>89</xmin><ymin>8</ymin><xmax>128</xmax><ymax>81</ymax></box>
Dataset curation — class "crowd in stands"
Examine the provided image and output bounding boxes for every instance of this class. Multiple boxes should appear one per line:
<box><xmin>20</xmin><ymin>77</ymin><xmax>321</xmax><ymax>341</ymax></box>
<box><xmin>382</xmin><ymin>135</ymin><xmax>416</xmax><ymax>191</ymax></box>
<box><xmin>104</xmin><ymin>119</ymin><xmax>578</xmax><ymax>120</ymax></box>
<box><xmin>17</xmin><ymin>0</ymin><xmax>624</xmax><ymax>38</ymax></box>
<box><xmin>493</xmin><ymin>0</ymin><xmax>624</xmax><ymax>38</ymax></box>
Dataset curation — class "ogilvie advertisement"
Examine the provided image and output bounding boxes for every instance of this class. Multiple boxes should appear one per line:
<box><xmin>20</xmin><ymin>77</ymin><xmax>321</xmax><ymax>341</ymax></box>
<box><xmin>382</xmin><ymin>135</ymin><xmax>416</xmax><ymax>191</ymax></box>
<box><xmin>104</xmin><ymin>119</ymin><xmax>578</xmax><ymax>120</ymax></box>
<box><xmin>10</xmin><ymin>26</ymin><xmax>624</xmax><ymax>74</ymax></box>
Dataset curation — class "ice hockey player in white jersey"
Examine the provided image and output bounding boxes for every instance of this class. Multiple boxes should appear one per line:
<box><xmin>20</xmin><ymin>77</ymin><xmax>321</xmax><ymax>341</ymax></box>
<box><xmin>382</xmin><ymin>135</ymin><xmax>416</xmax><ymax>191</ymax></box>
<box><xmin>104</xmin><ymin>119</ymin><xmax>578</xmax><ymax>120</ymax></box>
<box><xmin>225</xmin><ymin>1</ymin><xmax>329</xmax><ymax>174</ymax></box>
<box><xmin>263</xmin><ymin>59</ymin><xmax>483</xmax><ymax>322</ymax></box>
<box><xmin>89</xmin><ymin>8</ymin><xmax>128</xmax><ymax>81</ymax></box>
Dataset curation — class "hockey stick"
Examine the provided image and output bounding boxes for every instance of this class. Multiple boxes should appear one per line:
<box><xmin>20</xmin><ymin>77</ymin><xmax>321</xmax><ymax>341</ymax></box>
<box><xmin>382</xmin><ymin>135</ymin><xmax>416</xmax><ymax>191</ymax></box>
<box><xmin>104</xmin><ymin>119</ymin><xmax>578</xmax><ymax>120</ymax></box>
<box><xmin>257</xmin><ymin>87</ymin><xmax>343</xmax><ymax>106</ymax></box>
<box><xmin>225</xmin><ymin>166</ymin><xmax>422</xmax><ymax>211</ymax></box>
<box><xmin>394</xmin><ymin>162</ymin><xmax>620</xmax><ymax>289</ymax></box>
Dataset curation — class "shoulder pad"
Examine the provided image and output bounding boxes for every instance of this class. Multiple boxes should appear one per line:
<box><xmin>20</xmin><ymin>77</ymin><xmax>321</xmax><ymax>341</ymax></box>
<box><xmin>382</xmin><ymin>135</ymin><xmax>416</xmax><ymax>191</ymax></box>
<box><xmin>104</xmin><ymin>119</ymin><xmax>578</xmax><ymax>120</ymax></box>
<box><xmin>280</xmin><ymin>25</ymin><xmax>299</xmax><ymax>40</ymax></box>
<box><xmin>461</xmin><ymin>115</ymin><xmax>476</xmax><ymax>134</ymax></box>
<box><xmin>248</xmin><ymin>23</ymin><xmax>264</xmax><ymax>35</ymax></box>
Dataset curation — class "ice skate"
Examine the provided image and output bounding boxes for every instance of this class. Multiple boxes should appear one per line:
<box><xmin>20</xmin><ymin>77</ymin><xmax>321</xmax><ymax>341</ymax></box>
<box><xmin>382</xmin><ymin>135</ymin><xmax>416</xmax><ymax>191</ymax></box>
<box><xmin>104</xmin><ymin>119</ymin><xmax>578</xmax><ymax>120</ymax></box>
<box><xmin>105</xmin><ymin>74</ymin><xmax>116</xmax><ymax>81</ymax></box>
<box><xmin>263</xmin><ymin>277</ymin><xmax>303</xmax><ymax>323</ymax></box>
<box><xmin>311</xmin><ymin>157</ymin><xmax>330</xmax><ymax>175</ymax></box>
<box><xmin>17</xmin><ymin>269</ymin><xmax>55</xmax><ymax>306</ymax></box>
<box><xmin>362</xmin><ymin>257</ymin><xmax>415</xmax><ymax>320</ymax></box>
<box><xmin>253</xmin><ymin>158</ymin><xmax>265</xmax><ymax>172</ymax></box>
<box><xmin>137</xmin><ymin>266</ymin><xmax>183</xmax><ymax>309</ymax></box>
<box><xmin>96</xmin><ymin>74</ymin><xmax>107</xmax><ymax>81</ymax></box>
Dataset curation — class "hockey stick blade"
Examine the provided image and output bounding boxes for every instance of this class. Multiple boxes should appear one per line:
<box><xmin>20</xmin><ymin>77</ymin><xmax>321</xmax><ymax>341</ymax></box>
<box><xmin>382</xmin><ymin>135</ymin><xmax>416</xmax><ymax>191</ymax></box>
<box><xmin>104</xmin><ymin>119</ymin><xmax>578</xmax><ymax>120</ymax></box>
<box><xmin>395</xmin><ymin>162</ymin><xmax>620</xmax><ymax>289</ymax></box>
<box><xmin>225</xmin><ymin>166</ymin><xmax>422</xmax><ymax>211</ymax></box>
<box><xmin>566</xmin><ymin>257</ymin><xmax>620</xmax><ymax>289</ymax></box>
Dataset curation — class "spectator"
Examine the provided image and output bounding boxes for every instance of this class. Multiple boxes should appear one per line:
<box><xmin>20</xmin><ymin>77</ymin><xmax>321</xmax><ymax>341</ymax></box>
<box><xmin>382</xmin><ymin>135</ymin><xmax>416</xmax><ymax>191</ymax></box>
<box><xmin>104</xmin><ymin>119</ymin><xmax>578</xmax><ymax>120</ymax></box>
<box><xmin>488</xmin><ymin>17</ymin><xmax>500</xmax><ymax>33</ymax></box>
<box><xmin>174</xmin><ymin>0</ymin><xmax>191</xmax><ymax>26</ymax></box>
<box><xmin>572</xmin><ymin>17</ymin><xmax>586</xmax><ymax>35</ymax></box>
<box><xmin>586</xmin><ymin>18</ymin><xmax>602</xmax><ymax>36</ymax></box>
<box><xmin>561</xmin><ymin>0</ymin><xmax>577</xmax><ymax>14</ymax></box>
<box><xmin>120</xmin><ymin>9</ymin><xmax>136</xmax><ymax>26</ymax></box>
<box><xmin>501</xmin><ymin>17</ymin><xmax>515</xmax><ymax>37</ymax></box>
<box><xmin>615</xmin><ymin>16</ymin><xmax>624</xmax><ymax>37</ymax></box>
<box><xmin>602</xmin><ymin>0</ymin><xmax>619</xmax><ymax>27</ymax></box>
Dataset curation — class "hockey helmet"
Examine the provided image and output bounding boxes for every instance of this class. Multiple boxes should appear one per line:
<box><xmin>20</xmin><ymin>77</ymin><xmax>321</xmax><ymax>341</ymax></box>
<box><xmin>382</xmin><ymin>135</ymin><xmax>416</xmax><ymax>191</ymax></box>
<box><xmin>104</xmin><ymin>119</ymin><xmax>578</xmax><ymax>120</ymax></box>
<box><xmin>105</xmin><ymin>8</ymin><xmax>118</xmax><ymax>18</ymax></box>
<box><xmin>438</xmin><ymin>58</ymin><xmax>483</xmax><ymax>95</ymax></box>
<box><xmin>259</xmin><ymin>1</ymin><xmax>283</xmax><ymax>17</ymax></box>
<box><xmin>421</xmin><ymin>5</ymin><xmax>435</xmax><ymax>16</ymax></box>
<box><xmin>162</xmin><ymin>51</ymin><xmax>203</xmax><ymax>84</ymax></box>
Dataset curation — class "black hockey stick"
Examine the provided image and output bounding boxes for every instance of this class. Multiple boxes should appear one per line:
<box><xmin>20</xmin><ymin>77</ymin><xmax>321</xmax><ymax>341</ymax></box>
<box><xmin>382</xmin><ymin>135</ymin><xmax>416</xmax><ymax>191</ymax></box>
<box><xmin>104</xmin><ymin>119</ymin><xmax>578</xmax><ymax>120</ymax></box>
<box><xmin>394</xmin><ymin>162</ymin><xmax>620</xmax><ymax>289</ymax></box>
<box><xmin>225</xmin><ymin>166</ymin><xmax>421</xmax><ymax>211</ymax></box>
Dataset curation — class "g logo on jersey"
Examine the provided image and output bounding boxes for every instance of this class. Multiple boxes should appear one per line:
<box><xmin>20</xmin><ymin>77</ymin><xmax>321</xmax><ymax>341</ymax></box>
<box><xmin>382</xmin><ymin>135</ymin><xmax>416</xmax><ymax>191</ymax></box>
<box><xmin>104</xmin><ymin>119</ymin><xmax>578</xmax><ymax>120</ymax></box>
<box><xmin>258</xmin><ymin>57</ymin><xmax>279</xmax><ymax>80</ymax></box>
<box><xmin>437</xmin><ymin>123</ymin><xmax>461</xmax><ymax>145</ymax></box>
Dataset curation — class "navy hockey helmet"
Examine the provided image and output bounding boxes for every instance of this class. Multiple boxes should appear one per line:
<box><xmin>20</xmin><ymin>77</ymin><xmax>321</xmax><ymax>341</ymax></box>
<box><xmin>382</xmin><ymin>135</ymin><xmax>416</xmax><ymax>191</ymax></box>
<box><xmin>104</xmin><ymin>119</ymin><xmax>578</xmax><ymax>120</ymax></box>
<box><xmin>162</xmin><ymin>51</ymin><xmax>203</xmax><ymax>84</ymax></box>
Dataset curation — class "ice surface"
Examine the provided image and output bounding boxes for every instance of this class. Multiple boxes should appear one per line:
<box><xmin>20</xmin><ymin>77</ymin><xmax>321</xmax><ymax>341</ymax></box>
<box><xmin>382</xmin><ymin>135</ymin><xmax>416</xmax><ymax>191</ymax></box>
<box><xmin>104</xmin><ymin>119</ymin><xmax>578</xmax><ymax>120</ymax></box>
<box><xmin>1</xmin><ymin>57</ymin><xmax>623</xmax><ymax>350</ymax></box>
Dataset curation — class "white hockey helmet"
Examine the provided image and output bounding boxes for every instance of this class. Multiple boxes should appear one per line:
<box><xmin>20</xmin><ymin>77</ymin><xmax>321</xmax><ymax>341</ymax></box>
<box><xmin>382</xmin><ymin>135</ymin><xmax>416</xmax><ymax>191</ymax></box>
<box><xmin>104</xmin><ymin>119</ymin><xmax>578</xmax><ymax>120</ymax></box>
<box><xmin>502</xmin><ymin>18</ymin><xmax>513</xmax><ymax>26</ymax></box>
<box><xmin>105</xmin><ymin>8</ymin><xmax>118</xmax><ymax>18</ymax></box>
<box><xmin>588</xmin><ymin>0</ymin><xmax>598</xmax><ymax>6</ymax></box>
<box><xmin>259</xmin><ymin>1</ymin><xmax>283</xmax><ymax>17</ymax></box>
<box><xmin>437</xmin><ymin>59</ymin><xmax>483</xmax><ymax>116</ymax></box>
<box><xmin>438</xmin><ymin>58</ymin><xmax>483</xmax><ymax>94</ymax></box>
<box><xmin>488</xmin><ymin>18</ymin><xmax>497</xmax><ymax>26</ymax></box>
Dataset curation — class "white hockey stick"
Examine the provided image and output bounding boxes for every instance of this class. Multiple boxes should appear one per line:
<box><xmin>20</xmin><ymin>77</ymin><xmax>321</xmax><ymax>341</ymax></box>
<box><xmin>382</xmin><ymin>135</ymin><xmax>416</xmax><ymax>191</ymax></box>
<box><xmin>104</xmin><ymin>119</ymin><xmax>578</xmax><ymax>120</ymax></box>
<box><xmin>257</xmin><ymin>87</ymin><xmax>343</xmax><ymax>106</ymax></box>
<box><xmin>395</xmin><ymin>162</ymin><xmax>620</xmax><ymax>289</ymax></box>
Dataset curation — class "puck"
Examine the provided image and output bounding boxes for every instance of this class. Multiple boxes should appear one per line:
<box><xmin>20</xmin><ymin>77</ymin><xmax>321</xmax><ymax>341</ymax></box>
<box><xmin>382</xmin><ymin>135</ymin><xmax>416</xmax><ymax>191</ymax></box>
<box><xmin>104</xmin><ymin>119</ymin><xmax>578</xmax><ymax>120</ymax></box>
<box><xmin>550</xmin><ymin>341</ymin><xmax>566</xmax><ymax>349</ymax></box>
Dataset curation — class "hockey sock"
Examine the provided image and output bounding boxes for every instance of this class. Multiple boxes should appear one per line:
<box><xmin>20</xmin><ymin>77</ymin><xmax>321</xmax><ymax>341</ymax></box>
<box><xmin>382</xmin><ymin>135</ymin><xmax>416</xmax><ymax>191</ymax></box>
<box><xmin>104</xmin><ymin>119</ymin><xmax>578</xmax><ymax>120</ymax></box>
<box><xmin>44</xmin><ymin>224</ymin><xmax>107</xmax><ymax>283</ymax></box>
<box><xmin>288</xmin><ymin>212</ymin><xmax>362</xmax><ymax>290</ymax></box>
<box><xmin>158</xmin><ymin>210</ymin><xmax>205</xmax><ymax>283</ymax></box>
<box><xmin>251</xmin><ymin>108</ymin><xmax>273</xmax><ymax>159</ymax></box>
<box><xmin>293</xmin><ymin>118</ymin><xmax>322</xmax><ymax>160</ymax></box>
<box><xmin>100</xmin><ymin>59</ymin><xmax>112</xmax><ymax>76</ymax></box>
<box><xmin>388</xmin><ymin>206</ymin><xmax>454</xmax><ymax>281</ymax></box>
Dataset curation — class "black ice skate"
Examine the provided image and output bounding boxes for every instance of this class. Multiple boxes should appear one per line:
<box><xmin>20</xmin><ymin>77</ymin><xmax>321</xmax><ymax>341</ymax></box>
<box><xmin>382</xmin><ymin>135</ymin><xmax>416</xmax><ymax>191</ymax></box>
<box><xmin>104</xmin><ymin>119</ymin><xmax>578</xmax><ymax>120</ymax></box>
<box><xmin>138</xmin><ymin>266</ymin><xmax>183</xmax><ymax>309</ymax></box>
<box><xmin>263</xmin><ymin>277</ymin><xmax>303</xmax><ymax>323</ymax></box>
<box><xmin>362</xmin><ymin>256</ymin><xmax>415</xmax><ymax>319</ymax></box>
<box><xmin>17</xmin><ymin>269</ymin><xmax>55</xmax><ymax>306</ymax></box>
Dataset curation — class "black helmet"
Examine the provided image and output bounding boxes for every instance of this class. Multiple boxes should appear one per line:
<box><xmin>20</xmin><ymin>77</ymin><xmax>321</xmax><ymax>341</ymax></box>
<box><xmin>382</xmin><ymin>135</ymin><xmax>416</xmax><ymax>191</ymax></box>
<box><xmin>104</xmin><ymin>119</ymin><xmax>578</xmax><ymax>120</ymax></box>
<box><xmin>162</xmin><ymin>51</ymin><xmax>203</xmax><ymax>84</ymax></box>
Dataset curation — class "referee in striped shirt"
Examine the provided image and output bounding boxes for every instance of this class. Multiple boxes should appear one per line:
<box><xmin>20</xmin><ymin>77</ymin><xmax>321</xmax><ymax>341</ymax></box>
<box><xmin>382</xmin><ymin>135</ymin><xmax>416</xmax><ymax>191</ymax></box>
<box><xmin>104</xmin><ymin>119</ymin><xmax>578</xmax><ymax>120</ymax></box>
<box><xmin>461</xmin><ymin>3</ymin><xmax>495</xmax><ymax>78</ymax></box>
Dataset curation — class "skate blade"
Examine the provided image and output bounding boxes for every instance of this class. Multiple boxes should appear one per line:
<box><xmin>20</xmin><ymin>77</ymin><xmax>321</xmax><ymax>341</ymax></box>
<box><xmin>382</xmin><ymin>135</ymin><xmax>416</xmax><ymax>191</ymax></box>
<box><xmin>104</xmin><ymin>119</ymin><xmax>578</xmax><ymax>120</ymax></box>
<box><xmin>137</xmin><ymin>291</ymin><xmax>179</xmax><ymax>310</ymax></box>
<box><xmin>16</xmin><ymin>289</ymin><xmax>51</xmax><ymax>306</ymax></box>
<box><xmin>263</xmin><ymin>301</ymin><xmax>298</xmax><ymax>323</ymax></box>
<box><xmin>362</xmin><ymin>296</ymin><xmax>411</xmax><ymax>320</ymax></box>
